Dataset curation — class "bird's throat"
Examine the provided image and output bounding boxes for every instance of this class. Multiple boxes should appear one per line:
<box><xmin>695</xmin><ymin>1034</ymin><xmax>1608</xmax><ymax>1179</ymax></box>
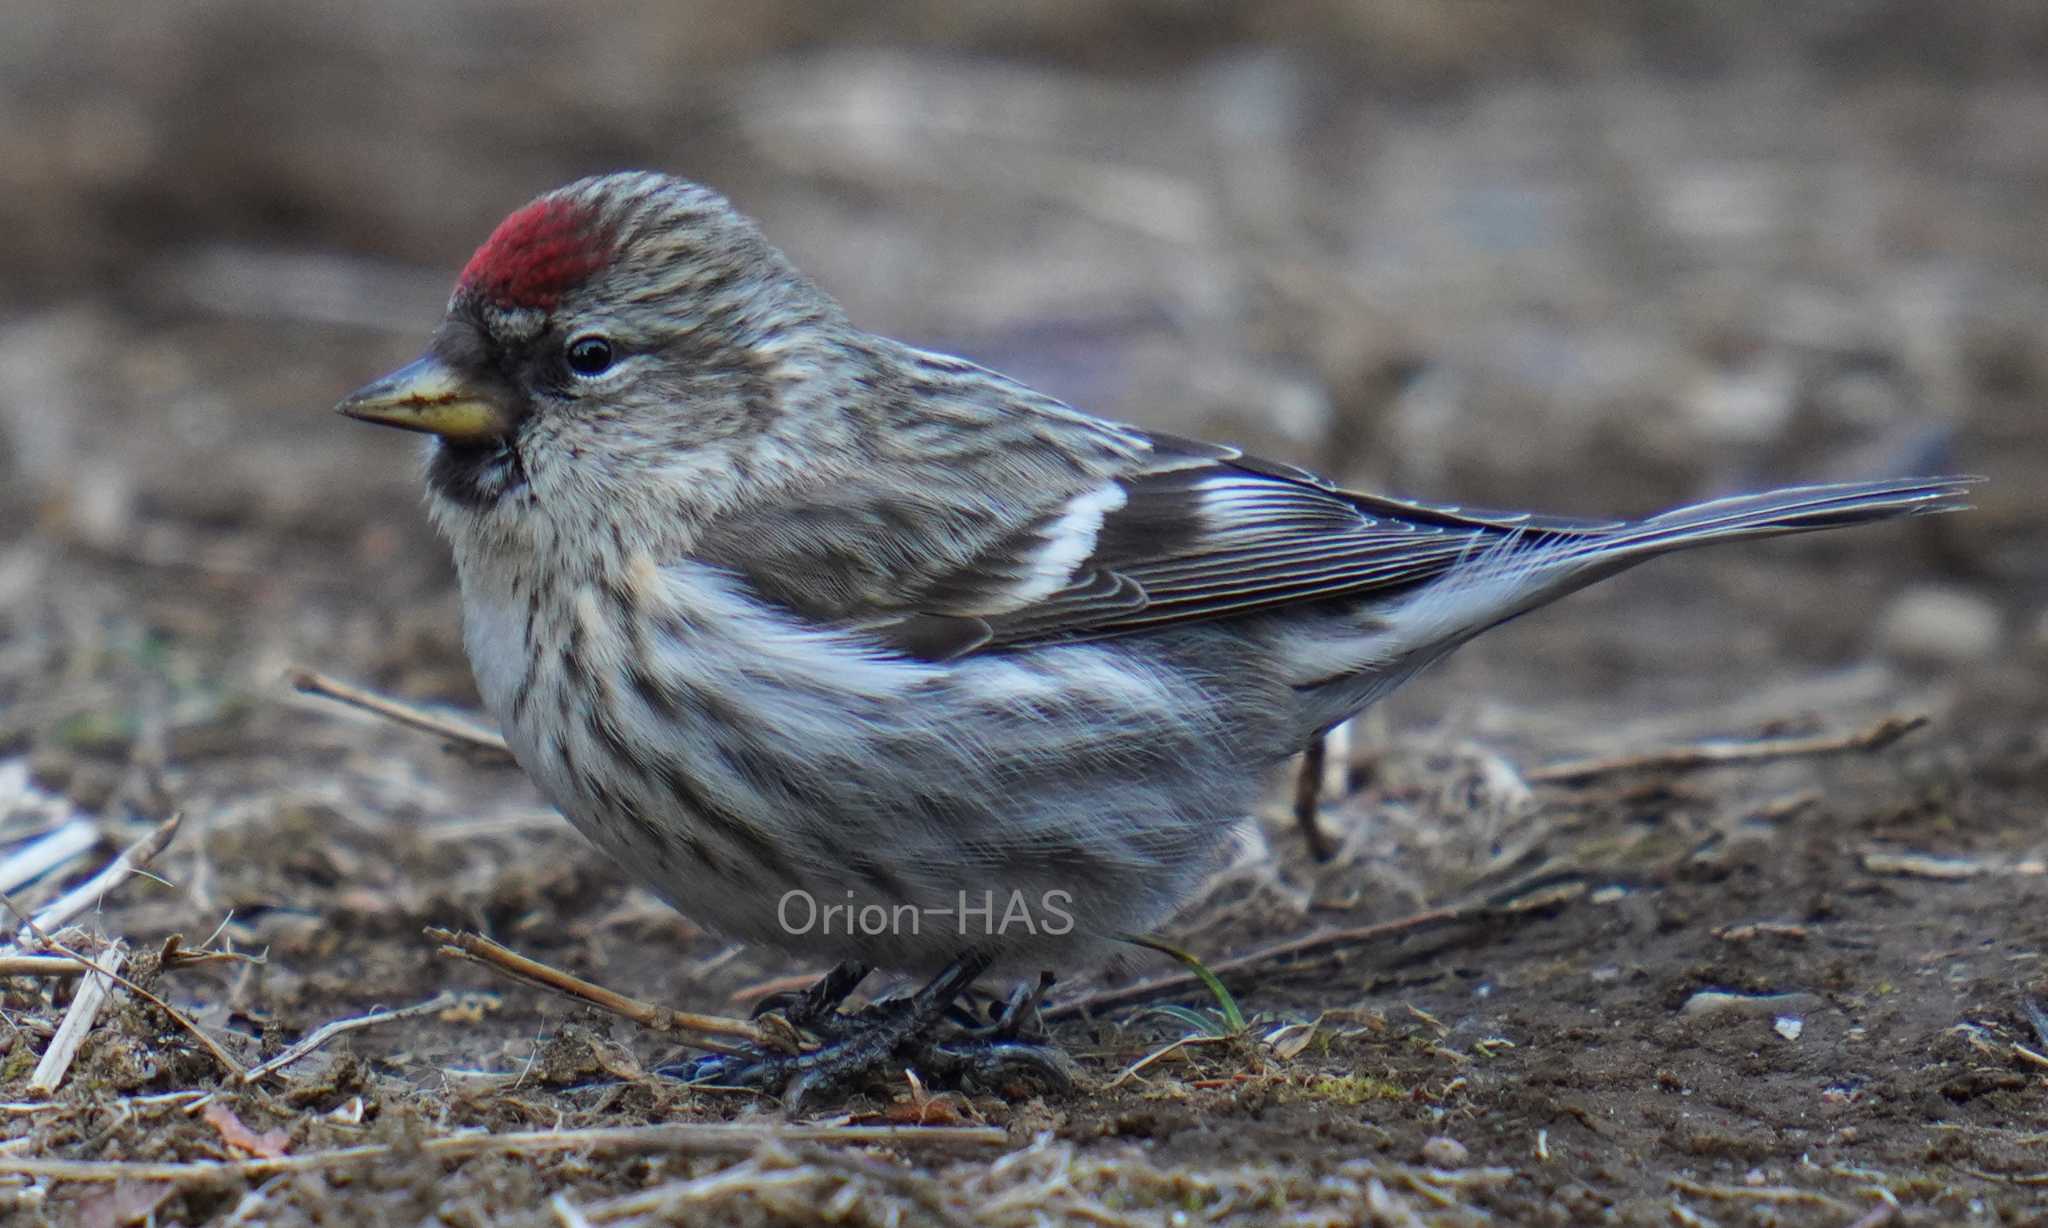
<box><xmin>426</xmin><ymin>438</ymin><xmax>529</xmax><ymax>511</ymax></box>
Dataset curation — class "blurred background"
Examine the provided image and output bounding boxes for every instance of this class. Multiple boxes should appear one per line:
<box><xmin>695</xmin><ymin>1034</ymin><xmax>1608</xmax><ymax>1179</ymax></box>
<box><xmin>4</xmin><ymin>10</ymin><xmax>2046</xmax><ymax>1211</ymax></box>
<box><xmin>1</xmin><ymin>0</ymin><xmax>2041</xmax><ymax>821</ymax></box>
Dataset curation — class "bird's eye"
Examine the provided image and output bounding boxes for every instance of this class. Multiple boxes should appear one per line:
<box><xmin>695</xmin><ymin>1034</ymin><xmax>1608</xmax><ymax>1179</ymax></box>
<box><xmin>565</xmin><ymin>335</ymin><xmax>616</xmax><ymax>377</ymax></box>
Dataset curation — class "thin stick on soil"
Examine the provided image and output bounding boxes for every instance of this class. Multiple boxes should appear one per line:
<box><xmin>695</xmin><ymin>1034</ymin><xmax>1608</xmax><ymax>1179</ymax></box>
<box><xmin>0</xmin><ymin>1122</ymin><xmax>1012</xmax><ymax>1185</ymax></box>
<box><xmin>0</xmin><ymin>819</ymin><xmax>99</xmax><ymax>896</ymax></box>
<box><xmin>1526</xmin><ymin>713</ymin><xmax>1928</xmax><ymax>785</ymax></box>
<box><xmin>1665</xmin><ymin>1176</ymin><xmax>1851</xmax><ymax>1212</ymax></box>
<box><xmin>0</xmin><ymin>955</ymin><xmax>89</xmax><ymax>977</ymax></box>
<box><xmin>84</xmin><ymin>955</ymin><xmax>247</xmax><ymax>1079</ymax></box>
<box><xmin>29</xmin><ymin>944</ymin><xmax>126</xmax><ymax>1095</ymax></box>
<box><xmin>0</xmin><ymin>888</ymin><xmax>247</xmax><ymax>1080</ymax></box>
<box><xmin>1107</xmin><ymin>1033</ymin><xmax>1234</xmax><ymax>1089</ymax></box>
<box><xmin>427</xmin><ymin>927</ymin><xmax>772</xmax><ymax>1050</ymax></box>
<box><xmin>6</xmin><ymin>812</ymin><xmax>182</xmax><ymax>951</ymax></box>
<box><xmin>242</xmin><ymin>989</ymin><xmax>462</xmax><ymax>1084</ymax></box>
<box><xmin>0</xmin><ymin>932</ymin><xmax>253</xmax><ymax>1030</ymax></box>
<box><xmin>1046</xmin><ymin>899</ymin><xmax>1494</xmax><ymax>1022</ymax></box>
<box><xmin>288</xmin><ymin>668</ymin><xmax>515</xmax><ymax>765</ymax></box>
<box><xmin>1843</xmin><ymin>1201</ymin><xmax>1900</xmax><ymax>1228</ymax></box>
<box><xmin>785</xmin><ymin>1142</ymin><xmax>980</xmax><ymax>1228</ymax></box>
<box><xmin>728</xmin><ymin>970</ymin><xmax>828</xmax><ymax>1006</ymax></box>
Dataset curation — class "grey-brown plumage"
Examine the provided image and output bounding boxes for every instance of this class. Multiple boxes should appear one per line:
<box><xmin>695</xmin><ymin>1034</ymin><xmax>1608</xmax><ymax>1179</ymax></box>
<box><xmin>338</xmin><ymin>171</ymin><xmax>1976</xmax><ymax>979</ymax></box>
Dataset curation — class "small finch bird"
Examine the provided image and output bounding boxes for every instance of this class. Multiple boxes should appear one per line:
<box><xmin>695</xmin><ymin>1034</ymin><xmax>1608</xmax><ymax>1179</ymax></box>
<box><xmin>339</xmin><ymin>172</ymin><xmax>1972</xmax><ymax>1091</ymax></box>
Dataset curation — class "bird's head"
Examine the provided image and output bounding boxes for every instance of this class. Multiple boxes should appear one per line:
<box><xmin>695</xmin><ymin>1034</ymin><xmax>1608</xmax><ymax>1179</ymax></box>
<box><xmin>337</xmin><ymin>172</ymin><xmax>845</xmax><ymax>512</ymax></box>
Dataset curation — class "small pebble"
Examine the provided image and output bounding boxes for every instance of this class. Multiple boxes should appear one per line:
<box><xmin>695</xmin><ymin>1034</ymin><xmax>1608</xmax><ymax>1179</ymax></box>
<box><xmin>1877</xmin><ymin>585</ymin><xmax>2001</xmax><ymax>662</ymax></box>
<box><xmin>1773</xmin><ymin>1015</ymin><xmax>1804</xmax><ymax>1041</ymax></box>
<box><xmin>1420</xmin><ymin>1136</ymin><xmax>1468</xmax><ymax>1168</ymax></box>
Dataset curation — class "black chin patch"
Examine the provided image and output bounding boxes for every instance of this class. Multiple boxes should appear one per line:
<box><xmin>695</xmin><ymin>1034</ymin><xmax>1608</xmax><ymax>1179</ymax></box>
<box><xmin>427</xmin><ymin>438</ymin><xmax>529</xmax><ymax>510</ymax></box>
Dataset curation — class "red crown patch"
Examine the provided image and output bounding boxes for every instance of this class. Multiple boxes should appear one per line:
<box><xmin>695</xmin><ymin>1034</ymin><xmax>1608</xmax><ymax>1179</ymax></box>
<box><xmin>457</xmin><ymin>198</ymin><xmax>613</xmax><ymax>311</ymax></box>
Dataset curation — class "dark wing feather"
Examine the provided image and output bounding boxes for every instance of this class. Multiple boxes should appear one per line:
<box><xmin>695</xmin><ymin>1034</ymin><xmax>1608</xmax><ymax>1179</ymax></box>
<box><xmin>874</xmin><ymin>433</ymin><xmax>1624</xmax><ymax>658</ymax></box>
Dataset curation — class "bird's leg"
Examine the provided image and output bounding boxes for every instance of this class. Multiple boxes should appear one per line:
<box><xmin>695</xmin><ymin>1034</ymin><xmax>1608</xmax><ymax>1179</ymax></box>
<box><xmin>911</xmin><ymin>969</ymin><xmax>1076</xmax><ymax>1095</ymax></box>
<box><xmin>674</xmin><ymin>955</ymin><xmax>1076</xmax><ymax>1103</ymax></box>
<box><xmin>944</xmin><ymin>970</ymin><xmax>1055</xmax><ymax>1033</ymax></box>
<box><xmin>677</xmin><ymin>950</ymin><xmax>994</xmax><ymax>1106</ymax></box>
<box><xmin>1294</xmin><ymin>734</ymin><xmax>1335</xmax><ymax>862</ymax></box>
<box><xmin>664</xmin><ymin>960</ymin><xmax>871</xmax><ymax>1084</ymax></box>
<box><xmin>983</xmin><ymin>970</ymin><xmax>1057</xmax><ymax>1038</ymax></box>
<box><xmin>748</xmin><ymin>960</ymin><xmax>872</xmax><ymax>1034</ymax></box>
<box><xmin>775</xmin><ymin>950</ymin><xmax>993</xmax><ymax>1107</ymax></box>
<box><xmin>918</xmin><ymin>1035</ymin><xmax>1080</xmax><ymax>1096</ymax></box>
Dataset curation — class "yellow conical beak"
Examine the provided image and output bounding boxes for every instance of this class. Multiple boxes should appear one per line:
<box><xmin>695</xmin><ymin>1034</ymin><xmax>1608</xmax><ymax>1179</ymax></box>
<box><xmin>336</xmin><ymin>355</ymin><xmax>512</xmax><ymax>445</ymax></box>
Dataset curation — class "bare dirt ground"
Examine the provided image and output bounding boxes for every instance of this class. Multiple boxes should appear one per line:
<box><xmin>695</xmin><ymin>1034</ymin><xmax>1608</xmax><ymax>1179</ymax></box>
<box><xmin>2</xmin><ymin>4</ymin><xmax>2045</xmax><ymax>1224</ymax></box>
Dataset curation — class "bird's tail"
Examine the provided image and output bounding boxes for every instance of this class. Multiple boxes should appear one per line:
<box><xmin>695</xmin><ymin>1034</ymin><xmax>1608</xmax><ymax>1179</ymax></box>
<box><xmin>1294</xmin><ymin>474</ymin><xmax>1978</xmax><ymax>735</ymax></box>
<box><xmin>1563</xmin><ymin>475</ymin><xmax>1979</xmax><ymax>564</ymax></box>
<box><xmin>1380</xmin><ymin>475</ymin><xmax>1979</xmax><ymax>665</ymax></box>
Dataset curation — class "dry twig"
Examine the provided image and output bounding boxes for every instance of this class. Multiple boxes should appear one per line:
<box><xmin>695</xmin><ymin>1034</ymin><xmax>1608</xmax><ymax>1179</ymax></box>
<box><xmin>0</xmin><ymin>888</ymin><xmax>247</xmax><ymax>1080</ymax></box>
<box><xmin>1107</xmin><ymin>1033</ymin><xmax>1234</xmax><ymax>1089</ymax></box>
<box><xmin>1665</xmin><ymin>1176</ymin><xmax>1851</xmax><ymax>1212</ymax></box>
<box><xmin>6</xmin><ymin>812</ymin><xmax>182</xmax><ymax>951</ymax></box>
<box><xmin>0</xmin><ymin>819</ymin><xmax>99</xmax><ymax>896</ymax></box>
<box><xmin>288</xmin><ymin>669</ymin><xmax>514</xmax><ymax>765</ymax></box>
<box><xmin>1526</xmin><ymin>713</ymin><xmax>1927</xmax><ymax>785</ymax></box>
<box><xmin>428</xmin><ymin>927</ymin><xmax>770</xmax><ymax>1049</ymax></box>
<box><xmin>1047</xmin><ymin>899</ymin><xmax>1501</xmax><ymax>1021</ymax></box>
<box><xmin>0</xmin><ymin>1122</ymin><xmax>1010</xmax><ymax>1185</ymax></box>
<box><xmin>728</xmin><ymin>970</ymin><xmax>828</xmax><ymax>1006</ymax></box>
<box><xmin>787</xmin><ymin>1142</ymin><xmax>978</xmax><ymax>1228</ymax></box>
<box><xmin>158</xmin><ymin>932</ymin><xmax>259</xmax><ymax>974</ymax></box>
<box><xmin>1844</xmin><ymin>1197</ymin><xmax>1900</xmax><ymax>1228</ymax></box>
<box><xmin>0</xmin><ymin>955</ymin><xmax>90</xmax><ymax>978</ymax></box>
<box><xmin>29</xmin><ymin>945</ymin><xmax>126</xmax><ymax>1095</ymax></box>
<box><xmin>243</xmin><ymin>989</ymin><xmax>461</xmax><ymax>1084</ymax></box>
<box><xmin>1859</xmin><ymin>849</ymin><xmax>1986</xmax><ymax>879</ymax></box>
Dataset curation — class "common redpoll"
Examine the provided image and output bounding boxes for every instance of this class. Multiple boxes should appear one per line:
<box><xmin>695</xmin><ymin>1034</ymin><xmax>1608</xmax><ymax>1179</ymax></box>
<box><xmin>338</xmin><ymin>172</ymin><xmax>1972</xmax><ymax>1094</ymax></box>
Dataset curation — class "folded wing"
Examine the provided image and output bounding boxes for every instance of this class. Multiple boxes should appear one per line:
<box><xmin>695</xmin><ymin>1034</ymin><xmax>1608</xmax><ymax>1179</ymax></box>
<box><xmin>863</xmin><ymin>434</ymin><xmax>1623</xmax><ymax>659</ymax></box>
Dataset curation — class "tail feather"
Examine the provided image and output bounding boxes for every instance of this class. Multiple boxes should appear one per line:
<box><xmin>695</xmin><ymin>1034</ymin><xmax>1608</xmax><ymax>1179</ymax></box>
<box><xmin>1386</xmin><ymin>475</ymin><xmax>1978</xmax><ymax>655</ymax></box>
<box><xmin>1294</xmin><ymin>474</ymin><xmax>1979</xmax><ymax>734</ymax></box>
<box><xmin>1575</xmin><ymin>476</ymin><xmax>1980</xmax><ymax>561</ymax></box>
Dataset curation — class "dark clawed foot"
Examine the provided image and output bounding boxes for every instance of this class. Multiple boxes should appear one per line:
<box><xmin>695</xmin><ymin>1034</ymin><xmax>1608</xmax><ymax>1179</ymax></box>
<box><xmin>979</xmin><ymin>970</ymin><xmax>1056</xmax><ymax>1039</ymax></box>
<box><xmin>747</xmin><ymin>960</ymin><xmax>871</xmax><ymax>1028</ymax></box>
<box><xmin>663</xmin><ymin>1047</ymin><xmax>789</xmax><ymax>1089</ymax></box>
<box><xmin>667</xmin><ymin>951</ymin><xmax>1008</xmax><ymax>1108</ymax></box>
<box><xmin>919</xmin><ymin>1036</ymin><xmax>1079</xmax><ymax>1096</ymax></box>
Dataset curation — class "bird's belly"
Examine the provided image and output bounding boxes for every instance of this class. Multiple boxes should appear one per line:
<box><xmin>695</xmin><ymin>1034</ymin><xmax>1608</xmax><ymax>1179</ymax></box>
<box><xmin>457</xmin><ymin>566</ymin><xmax>1281</xmax><ymax>970</ymax></box>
